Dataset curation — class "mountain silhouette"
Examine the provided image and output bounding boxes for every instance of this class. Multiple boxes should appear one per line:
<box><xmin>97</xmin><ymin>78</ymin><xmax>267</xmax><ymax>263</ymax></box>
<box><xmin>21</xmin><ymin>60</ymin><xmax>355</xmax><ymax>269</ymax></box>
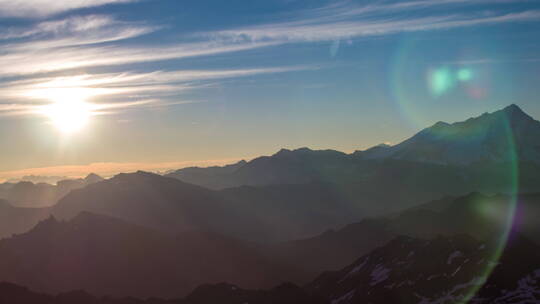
<box><xmin>0</xmin><ymin>281</ymin><xmax>327</xmax><ymax>304</ymax></box>
<box><xmin>51</xmin><ymin>172</ymin><xmax>365</xmax><ymax>242</ymax></box>
<box><xmin>307</xmin><ymin>234</ymin><xmax>540</xmax><ymax>303</ymax></box>
<box><xmin>166</xmin><ymin>148</ymin><xmax>350</xmax><ymax>189</ymax></box>
<box><xmin>164</xmin><ymin>105</ymin><xmax>540</xmax><ymax>216</ymax></box>
<box><xmin>2</xmin><ymin>233</ymin><xmax>538</xmax><ymax>303</ymax></box>
<box><xmin>0</xmin><ymin>212</ymin><xmax>302</xmax><ymax>298</ymax></box>
<box><xmin>0</xmin><ymin>174</ymin><xmax>104</xmax><ymax>208</ymax></box>
<box><xmin>0</xmin><ymin>105</ymin><xmax>539</xmax><ymax>303</ymax></box>
<box><xmin>267</xmin><ymin>192</ymin><xmax>540</xmax><ymax>275</ymax></box>
<box><xmin>360</xmin><ymin>104</ymin><xmax>540</xmax><ymax>164</ymax></box>
<box><xmin>0</xmin><ymin>200</ymin><xmax>50</xmax><ymax>239</ymax></box>
<box><xmin>4</xmin><ymin>107</ymin><xmax>540</xmax><ymax>242</ymax></box>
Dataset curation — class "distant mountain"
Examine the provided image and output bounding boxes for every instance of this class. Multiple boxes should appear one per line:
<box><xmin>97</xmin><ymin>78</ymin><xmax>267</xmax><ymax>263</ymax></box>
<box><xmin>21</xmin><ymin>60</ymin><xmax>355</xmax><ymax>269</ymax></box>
<box><xmin>0</xmin><ymin>170</ymin><xmax>366</xmax><ymax>243</ymax></box>
<box><xmin>163</xmin><ymin>105</ymin><xmax>540</xmax><ymax>218</ymax></box>
<box><xmin>267</xmin><ymin>192</ymin><xmax>540</xmax><ymax>275</ymax></box>
<box><xmin>0</xmin><ymin>200</ymin><xmax>50</xmax><ymax>239</ymax></box>
<box><xmin>0</xmin><ymin>174</ymin><xmax>104</xmax><ymax>207</ymax></box>
<box><xmin>167</xmin><ymin>106</ymin><xmax>540</xmax><ymax>185</ymax></box>
<box><xmin>358</xmin><ymin>104</ymin><xmax>540</xmax><ymax>165</ymax></box>
<box><xmin>307</xmin><ymin>234</ymin><xmax>540</xmax><ymax>304</ymax></box>
<box><xmin>5</xmin><ymin>168</ymin><xmax>539</xmax><ymax>247</ymax></box>
<box><xmin>166</xmin><ymin>160</ymin><xmax>247</xmax><ymax>189</ymax></box>
<box><xmin>7</xmin><ymin>175</ymin><xmax>68</xmax><ymax>184</ymax></box>
<box><xmin>166</xmin><ymin>148</ymin><xmax>350</xmax><ymax>189</ymax></box>
<box><xmin>51</xmin><ymin>171</ymin><xmax>280</xmax><ymax>241</ymax></box>
<box><xmin>218</xmin><ymin>182</ymin><xmax>362</xmax><ymax>241</ymax></box>
<box><xmin>52</xmin><ymin>172</ymin><xmax>367</xmax><ymax>242</ymax></box>
<box><xmin>0</xmin><ymin>212</ymin><xmax>302</xmax><ymax>298</ymax></box>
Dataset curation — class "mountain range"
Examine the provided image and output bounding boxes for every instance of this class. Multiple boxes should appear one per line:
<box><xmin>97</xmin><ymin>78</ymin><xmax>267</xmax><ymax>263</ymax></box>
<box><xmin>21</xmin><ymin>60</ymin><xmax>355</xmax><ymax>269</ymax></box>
<box><xmin>0</xmin><ymin>174</ymin><xmax>103</xmax><ymax>208</ymax></box>
<box><xmin>165</xmin><ymin>105</ymin><xmax>540</xmax><ymax>218</ymax></box>
<box><xmin>308</xmin><ymin>233</ymin><xmax>540</xmax><ymax>304</ymax></box>
<box><xmin>0</xmin><ymin>104</ymin><xmax>539</xmax><ymax>302</ymax></box>
<box><xmin>0</xmin><ymin>212</ymin><xmax>304</xmax><ymax>298</ymax></box>
<box><xmin>167</xmin><ymin>104</ymin><xmax>540</xmax><ymax>187</ymax></box>
<box><xmin>1</xmin><ymin>233</ymin><xmax>538</xmax><ymax>303</ymax></box>
<box><xmin>359</xmin><ymin>104</ymin><xmax>540</xmax><ymax>164</ymax></box>
<box><xmin>0</xmin><ymin>190</ymin><xmax>537</xmax><ymax>298</ymax></box>
<box><xmin>0</xmin><ymin>105</ymin><xmax>539</xmax><ymax>243</ymax></box>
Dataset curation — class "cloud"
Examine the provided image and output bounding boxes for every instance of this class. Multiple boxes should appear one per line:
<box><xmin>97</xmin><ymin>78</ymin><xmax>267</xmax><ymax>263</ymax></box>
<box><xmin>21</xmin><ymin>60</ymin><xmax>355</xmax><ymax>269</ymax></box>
<box><xmin>3</xmin><ymin>1</ymin><xmax>535</xmax><ymax>78</ymax></box>
<box><xmin>0</xmin><ymin>39</ymin><xmax>278</xmax><ymax>77</ymax></box>
<box><xmin>0</xmin><ymin>15</ymin><xmax>275</xmax><ymax>78</ymax></box>
<box><xmin>0</xmin><ymin>65</ymin><xmax>315</xmax><ymax>116</ymax></box>
<box><xmin>0</xmin><ymin>15</ymin><xmax>158</xmax><ymax>49</ymax></box>
<box><xmin>298</xmin><ymin>0</ymin><xmax>531</xmax><ymax>22</ymax></box>
<box><xmin>0</xmin><ymin>1</ymin><xmax>538</xmax><ymax>119</ymax></box>
<box><xmin>210</xmin><ymin>8</ymin><xmax>540</xmax><ymax>44</ymax></box>
<box><xmin>1</xmin><ymin>15</ymin><xmax>116</xmax><ymax>40</ymax></box>
<box><xmin>0</xmin><ymin>0</ymin><xmax>137</xmax><ymax>18</ymax></box>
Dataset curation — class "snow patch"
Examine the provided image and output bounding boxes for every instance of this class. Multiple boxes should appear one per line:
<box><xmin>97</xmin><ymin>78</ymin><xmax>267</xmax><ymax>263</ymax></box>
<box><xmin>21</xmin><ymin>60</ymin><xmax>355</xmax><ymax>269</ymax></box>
<box><xmin>339</xmin><ymin>257</ymin><xmax>369</xmax><ymax>283</ymax></box>
<box><xmin>447</xmin><ymin>251</ymin><xmax>463</xmax><ymax>264</ymax></box>
<box><xmin>332</xmin><ymin>289</ymin><xmax>355</xmax><ymax>304</ymax></box>
<box><xmin>417</xmin><ymin>277</ymin><xmax>486</xmax><ymax>304</ymax></box>
<box><xmin>370</xmin><ymin>264</ymin><xmax>391</xmax><ymax>286</ymax></box>
<box><xmin>451</xmin><ymin>266</ymin><xmax>461</xmax><ymax>277</ymax></box>
<box><xmin>491</xmin><ymin>268</ymin><xmax>540</xmax><ymax>303</ymax></box>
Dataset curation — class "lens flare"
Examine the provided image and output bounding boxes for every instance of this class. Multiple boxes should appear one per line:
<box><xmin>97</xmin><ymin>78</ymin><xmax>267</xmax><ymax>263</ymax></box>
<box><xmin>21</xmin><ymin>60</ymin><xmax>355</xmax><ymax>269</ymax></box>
<box><xmin>428</xmin><ymin>67</ymin><xmax>474</xmax><ymax>97</ymax></box>
<box><xmin>390</xmin><ymin>38</ymin><xmax>520</xmax><ymax>302</ymax></box>
<box><xmin>429</xmin><ymin>67</ymin><xmax>455</xmax><ymax>97</ymax></box>
<box><xmin>457</xmin><ymin>68</ymin><xmax>473</xmax><ymax>81</ymax></box>
<box><xmin>460</xmin><ymin>116</ymin><xmax>519</xmax><ymax>303</ymax></box>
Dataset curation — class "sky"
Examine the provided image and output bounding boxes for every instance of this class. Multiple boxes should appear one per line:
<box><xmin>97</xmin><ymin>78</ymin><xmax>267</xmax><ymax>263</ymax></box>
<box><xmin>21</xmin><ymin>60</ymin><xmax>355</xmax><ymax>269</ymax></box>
<box><xmin>0</xmin><ymin>0</ymin><xmax>539</xmax><ymax>180</ymax></box>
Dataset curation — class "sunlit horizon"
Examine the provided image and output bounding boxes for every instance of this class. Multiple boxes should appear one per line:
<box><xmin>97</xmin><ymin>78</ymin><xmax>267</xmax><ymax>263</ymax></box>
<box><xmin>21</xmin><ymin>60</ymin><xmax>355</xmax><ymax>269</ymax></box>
<box><xmin>0</xmin><ymin>0</ymin><xmax>539</xmax><ymax>177</ymax></box>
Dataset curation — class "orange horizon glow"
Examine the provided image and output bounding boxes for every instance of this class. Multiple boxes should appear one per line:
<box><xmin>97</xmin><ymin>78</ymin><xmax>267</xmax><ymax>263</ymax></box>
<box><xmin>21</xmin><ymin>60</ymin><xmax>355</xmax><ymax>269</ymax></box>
<box><xmin>0</xmin><ymin>158</ymin><xmax>246</xmax><ymax>183</ymax></box>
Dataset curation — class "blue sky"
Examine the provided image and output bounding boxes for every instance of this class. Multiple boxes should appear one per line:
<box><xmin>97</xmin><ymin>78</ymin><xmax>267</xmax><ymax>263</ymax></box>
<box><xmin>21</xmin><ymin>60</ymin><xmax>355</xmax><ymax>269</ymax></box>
<box><xmin>0</xmin><ymin>0</ymin><xmax>539</xmax><ymax>178</ymax></box>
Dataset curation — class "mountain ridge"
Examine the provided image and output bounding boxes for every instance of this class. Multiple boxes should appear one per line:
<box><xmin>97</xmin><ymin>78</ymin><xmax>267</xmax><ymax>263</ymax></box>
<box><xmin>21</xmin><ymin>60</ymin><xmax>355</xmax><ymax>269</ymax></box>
<box><xmin>0</xmin><ymin>211</ymin><xmax>304</xmax><ymax>298</ymax></box>
<box><xmin>360</xmin><ymin>104</ymin><xmax>540</xmax><ymax>164</ymax></box>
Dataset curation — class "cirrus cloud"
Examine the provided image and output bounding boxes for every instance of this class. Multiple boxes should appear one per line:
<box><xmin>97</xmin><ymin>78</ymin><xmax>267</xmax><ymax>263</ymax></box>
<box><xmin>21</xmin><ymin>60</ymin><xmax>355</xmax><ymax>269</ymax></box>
<box><xmin>0</xmin><ymin>0</ymin><xmax>138</xmax><ymax>18</ymax></box>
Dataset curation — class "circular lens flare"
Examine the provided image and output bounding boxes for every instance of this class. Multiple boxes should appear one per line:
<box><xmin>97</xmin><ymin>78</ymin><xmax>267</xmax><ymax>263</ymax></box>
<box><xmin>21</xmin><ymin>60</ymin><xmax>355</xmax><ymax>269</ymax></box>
<box><xmin>390</xmin><ymin>38</ymin><xmax>520</xmax><ymax>302</ymax></box>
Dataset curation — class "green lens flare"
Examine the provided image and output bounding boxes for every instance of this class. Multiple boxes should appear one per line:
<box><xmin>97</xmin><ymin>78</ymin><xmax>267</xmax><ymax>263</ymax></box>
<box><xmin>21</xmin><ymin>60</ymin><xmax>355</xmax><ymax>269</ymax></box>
<box><xmin>457</xmin><ymin>68</ymin><xmax>473</xmax><ymax>82</ymax></box>
<box><xmin>430</xmin><ymin>67</ymin><xmax>455</xmax><ymax>97</ymax></box>
<box><xmin>460</xmin><ymin>115</ymin><xmax>519</xmax><ymax>304</ymax></box>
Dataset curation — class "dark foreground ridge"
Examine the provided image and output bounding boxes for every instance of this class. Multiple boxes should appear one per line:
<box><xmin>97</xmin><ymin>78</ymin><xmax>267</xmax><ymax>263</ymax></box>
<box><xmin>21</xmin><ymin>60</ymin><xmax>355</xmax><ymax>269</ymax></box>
<box><xmin>0</xmin><ymin>281</ymin><xmax>326</xmax><ymax>304</ymax></box>
<box><xmin>1</xmin><ymin>233</ymin><xmax>539</xmax><ymax>303</ymax></box>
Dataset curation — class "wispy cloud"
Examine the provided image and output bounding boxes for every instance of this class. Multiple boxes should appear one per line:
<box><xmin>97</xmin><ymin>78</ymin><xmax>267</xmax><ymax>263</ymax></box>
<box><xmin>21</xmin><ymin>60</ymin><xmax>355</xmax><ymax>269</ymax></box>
<box><xmin>0</xmin><ymin>15</ymin><xmax>158</xmax><ymax>48</ymax></box>
<box><xmin>0</xmin><ymin>40</ymin><xmax>278</xmax><ymax>77</ymax></box>
<box><xmin>3</xmin><ymin>1</ymin><xmax>535</xmax><ymax>78</ymax></box>
<box><xmin>0</xmin><ymin>0</ymin><xmax>538</xmax><ymax>119</ymax></box>
<box><xmin>210</xmin><ymin>5</ymin><xmax>540</xmax><ymax>44</ymax></box>
<box><xmin>0</xmin><ymin>0</ymin><xmax>137</xmax><ymax>18</ymax></box>
<box><xmin>0</xmin><ymin>66</ymin><xmax>315</xmax><ymax>116</ymax></box>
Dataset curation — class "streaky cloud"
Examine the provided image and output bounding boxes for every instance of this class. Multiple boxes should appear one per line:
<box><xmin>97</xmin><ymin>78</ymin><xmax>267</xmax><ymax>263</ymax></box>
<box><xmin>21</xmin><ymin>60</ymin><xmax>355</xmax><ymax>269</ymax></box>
<box><xmin>210</xmin><ymin>10</ymin><xmax>540</xmax><ymax>43</ymax></box>
<box><xmin>0</xmin><ymin>66</ymin><xmax>315</xmax><ymax>116</ymax></box>
<box><xmin>0</xmin><ymin>40</ymin><xmax>279</xmax><ymax>76</ymax></box>
<box><xmin>0</xmin><ymin>0</ymin><xmax>137</xmax><ymax>18</ymax></box>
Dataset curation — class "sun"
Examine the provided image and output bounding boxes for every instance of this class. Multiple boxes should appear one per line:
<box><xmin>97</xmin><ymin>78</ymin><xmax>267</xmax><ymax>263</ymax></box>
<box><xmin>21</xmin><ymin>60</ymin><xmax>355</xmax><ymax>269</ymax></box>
<box><xmin>37</xmin><ymin>88</ymin><xmax>94</xmax><ymax>134</ymax></box>
<box><xmin>43</xmin><ymin>99</ymin><xmax>92</xmax><ymax>134</ymax></box>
